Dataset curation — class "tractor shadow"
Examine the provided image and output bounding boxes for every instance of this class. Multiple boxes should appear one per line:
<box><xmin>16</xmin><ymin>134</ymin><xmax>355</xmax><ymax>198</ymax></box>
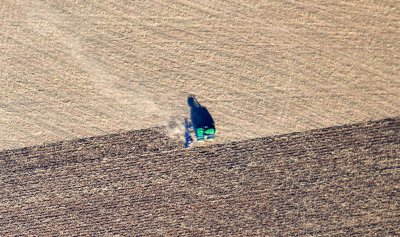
<box><xmin>185</xmin><ymin>95</ymin><xmax>216</xmax><ymax>148</ymax></box>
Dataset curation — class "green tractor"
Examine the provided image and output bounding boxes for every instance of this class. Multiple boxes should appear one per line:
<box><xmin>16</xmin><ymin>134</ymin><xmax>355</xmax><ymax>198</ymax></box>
<box><xmin>184</xmin><ymin>95</ymin><xmax>216</xmax><ymax>148</ymax></box>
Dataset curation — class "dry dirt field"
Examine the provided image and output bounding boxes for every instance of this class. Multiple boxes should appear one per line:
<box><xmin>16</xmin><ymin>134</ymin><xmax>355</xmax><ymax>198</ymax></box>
<box><xmin>0</xmin><ymin>117</ymin><xmax>399</xmax><ymax>236</ymax></box>
<box><xmin>1</xmin><ymin>0</ymin><xmax>399</xmax><ymax>150</ymax></box>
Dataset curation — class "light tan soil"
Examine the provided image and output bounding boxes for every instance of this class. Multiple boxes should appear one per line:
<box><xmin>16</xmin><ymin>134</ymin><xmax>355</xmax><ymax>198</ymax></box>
<box><xmin>1</xmin><ymin>1</ymin><xmax>399</xmax><ymax>150</ymax></box>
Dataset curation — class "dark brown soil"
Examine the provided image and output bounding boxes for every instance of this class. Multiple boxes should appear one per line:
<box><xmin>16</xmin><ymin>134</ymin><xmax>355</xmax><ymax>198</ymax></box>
<box><xmin>1</xmin><ymin>118</ymin><xmax>399</xmax><ymax>236</ymax></box>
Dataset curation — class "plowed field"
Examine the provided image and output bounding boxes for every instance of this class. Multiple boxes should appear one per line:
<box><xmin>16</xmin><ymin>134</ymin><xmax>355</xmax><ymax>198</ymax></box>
<box><xmin>1</xmin><ymin>118</ymin><xmax>399</xmax><ymax>236</ymax></box>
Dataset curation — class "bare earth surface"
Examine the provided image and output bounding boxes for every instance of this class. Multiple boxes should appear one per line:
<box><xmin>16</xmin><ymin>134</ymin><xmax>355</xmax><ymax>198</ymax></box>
<box><xmin>1</xmin><ymin>1</ymin><xmax>399</xmax><ymax>150</ymax></box>
<box><xmin>0</xmin><ymin>118</ymin><xmax>399</xmax><ymax>236</ymax></box>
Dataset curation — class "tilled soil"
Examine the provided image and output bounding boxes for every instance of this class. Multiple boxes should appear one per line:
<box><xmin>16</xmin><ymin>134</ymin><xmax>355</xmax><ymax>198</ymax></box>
<box><xmin>0</xmin><ymin>117</ymin><xmax>399</xmax><ymax>236</ymax></box>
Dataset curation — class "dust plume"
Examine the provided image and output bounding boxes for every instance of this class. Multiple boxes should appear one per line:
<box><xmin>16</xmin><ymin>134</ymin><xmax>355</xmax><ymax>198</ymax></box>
<box><xmin>162</xmin><ymin>115</ymin><xmax>186</xmax><ymax>142</ymax></box>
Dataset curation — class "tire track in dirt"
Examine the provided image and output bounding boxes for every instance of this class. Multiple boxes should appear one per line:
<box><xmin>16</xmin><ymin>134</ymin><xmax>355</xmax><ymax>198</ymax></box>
<box><xmin>1</xmin><ymin>0</ymin><xmax>399</xmax><ymax>151</ymax></box>
<box><xmin>54</xmin><ymin>11</ymin><xmax>285</xmax><ymax>137</ymax></box>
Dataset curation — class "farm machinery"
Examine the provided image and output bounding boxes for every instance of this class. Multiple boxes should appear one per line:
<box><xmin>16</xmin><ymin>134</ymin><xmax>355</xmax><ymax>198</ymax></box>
<box><xmin>184</xmin><ymin>95</ymin><xmax>216</xmax><ymax>148</ymax></box>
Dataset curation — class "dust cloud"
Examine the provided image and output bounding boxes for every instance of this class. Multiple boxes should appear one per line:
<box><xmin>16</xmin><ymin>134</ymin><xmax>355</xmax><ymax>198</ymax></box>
<box><xmin>163</xmin><ymin>116</ymin><xmax>186</xmax><ymax>142</ymax></box>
